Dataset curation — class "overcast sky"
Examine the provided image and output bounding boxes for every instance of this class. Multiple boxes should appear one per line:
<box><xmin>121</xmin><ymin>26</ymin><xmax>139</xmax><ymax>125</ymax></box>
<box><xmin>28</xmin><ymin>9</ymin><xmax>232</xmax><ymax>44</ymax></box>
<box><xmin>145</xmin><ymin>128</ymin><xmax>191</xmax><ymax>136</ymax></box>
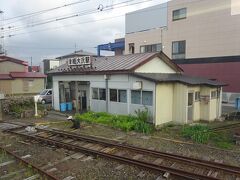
<box><xmin>0</xmin><ymin>0</ymin><xmax>168</xmax><ymax>65</ymax></box>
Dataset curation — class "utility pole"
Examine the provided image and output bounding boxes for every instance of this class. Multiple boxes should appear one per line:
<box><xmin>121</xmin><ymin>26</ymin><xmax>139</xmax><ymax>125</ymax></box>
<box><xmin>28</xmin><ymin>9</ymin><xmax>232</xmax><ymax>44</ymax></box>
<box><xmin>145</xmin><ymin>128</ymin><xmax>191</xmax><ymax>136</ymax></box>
<box><xmin>0</xmin><ymin>10</ymin><xmax>4</xmax><ymax>55</ymax></box>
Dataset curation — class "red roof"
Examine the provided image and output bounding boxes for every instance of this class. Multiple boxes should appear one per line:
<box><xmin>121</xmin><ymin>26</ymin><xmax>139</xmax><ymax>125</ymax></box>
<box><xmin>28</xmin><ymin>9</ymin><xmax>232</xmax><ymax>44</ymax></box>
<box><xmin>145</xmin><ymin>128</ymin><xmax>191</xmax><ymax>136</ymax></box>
<box><xmin>0</xmin><ymin>55</ymin><xmax>28</xmax><ymax>66</ymax></box>
<box><xmin>10</xmin><ymin>72</ymin><xmax>46</xmax><ymax>78</ymax></box>
<box><xmin>0</xmin><ymin>74</ymin><xmax>13</xmax><ymax>80</ymax></box>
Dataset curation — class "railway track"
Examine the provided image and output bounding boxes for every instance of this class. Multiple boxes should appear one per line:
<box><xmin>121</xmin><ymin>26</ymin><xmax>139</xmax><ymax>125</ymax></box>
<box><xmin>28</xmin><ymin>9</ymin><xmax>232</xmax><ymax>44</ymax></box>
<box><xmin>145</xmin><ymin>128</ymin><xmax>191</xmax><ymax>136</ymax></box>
<box><xmin>0</xmin><ymin>145</ymin><xmax>58</xmax><ymax>180</ymax></box>
<box><xmin>2</xmin><ymin>122</ymin><xmax>240</xmax><ymax>180</ymax></box>
<box><xmin>210</xmin><ymin>122</ymin><xmax>240</xmax><ymax>132</ymax></box>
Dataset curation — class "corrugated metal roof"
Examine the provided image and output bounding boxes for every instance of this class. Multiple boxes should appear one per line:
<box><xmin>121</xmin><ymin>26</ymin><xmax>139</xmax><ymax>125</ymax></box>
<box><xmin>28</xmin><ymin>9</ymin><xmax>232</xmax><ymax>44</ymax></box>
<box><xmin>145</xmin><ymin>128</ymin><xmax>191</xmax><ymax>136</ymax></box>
<box><xmin>134</xmin><ymin>73</ymin><xmax>226</xmax><ymax>87</ymax></box>
<box><xmin>49</xmin><ymin>52</ymin><xmax>182</xmax><ymax>75</ymax></box>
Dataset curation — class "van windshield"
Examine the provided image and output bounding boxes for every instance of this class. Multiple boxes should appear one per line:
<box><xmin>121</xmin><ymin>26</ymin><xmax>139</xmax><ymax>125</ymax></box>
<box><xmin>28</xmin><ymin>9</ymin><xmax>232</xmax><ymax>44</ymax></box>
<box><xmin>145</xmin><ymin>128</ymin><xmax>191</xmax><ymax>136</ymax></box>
<box><xmin>40</xmin><ymin>90</ymin><xmax>48</xmax><ymax>95</ymax></box>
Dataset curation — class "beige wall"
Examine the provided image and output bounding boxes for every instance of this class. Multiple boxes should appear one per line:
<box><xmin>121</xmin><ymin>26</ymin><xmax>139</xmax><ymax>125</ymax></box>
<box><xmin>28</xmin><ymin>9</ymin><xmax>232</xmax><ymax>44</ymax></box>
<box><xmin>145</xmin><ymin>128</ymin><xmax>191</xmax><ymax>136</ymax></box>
<box><xmin>155</xmin><ymin>82</ymin><xmax>221</xmax><ymax>125</ymax></box>
<box><xmin>125</xmin><ymin>0</ymin><xmax>240</xmax><ymax>59</ymax></box>
<box><xmin>155</xmin><ymin>83</ymin><xmax>173</xmax><ymax>125</ymax></box>
<box><xmin>0</xmin><ymin>80</ymin><xmax>12</xmax><ymax>94</ymax></box>
<box><xmin>134</xmin><ymin>57</ymin><xmax>176</xmax><ymax>74</ymax></box>
<box><xmin>0</xmin><ymin>61</ymin><xmax>26</xmax><ymax>73</ymax></box>
<box><xmin>0</xmin><ymin>78</ymin><xmax>45</xmax><ymax>95</ymax></box>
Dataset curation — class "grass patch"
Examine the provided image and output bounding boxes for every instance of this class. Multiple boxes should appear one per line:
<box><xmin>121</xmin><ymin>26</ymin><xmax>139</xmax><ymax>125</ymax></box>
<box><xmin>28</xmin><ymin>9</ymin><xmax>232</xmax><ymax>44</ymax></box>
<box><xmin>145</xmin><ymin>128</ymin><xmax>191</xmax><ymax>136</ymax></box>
<box><xmin>210</xmin><ymin>132</ymin><xmax>234</xmax><ymax>150</ymax></box>
<box><xmin>75</xmin><ymin>109</ymin><xmax>154</xmax><ymax>134</ymax></box>
<box><xmin>181</xmin><ymin>124</ymin><xmax>211</xmax><ymax>144</ymax></box>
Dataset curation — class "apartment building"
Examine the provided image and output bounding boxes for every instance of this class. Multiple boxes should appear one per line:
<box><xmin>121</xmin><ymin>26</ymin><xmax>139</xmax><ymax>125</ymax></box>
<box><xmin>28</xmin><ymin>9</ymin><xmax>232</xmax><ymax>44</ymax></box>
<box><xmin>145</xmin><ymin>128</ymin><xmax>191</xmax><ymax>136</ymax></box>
<box><xmin>124</xmin><ymin>0</ymin><xmax>240</xmax><ymax>101</ymax></box>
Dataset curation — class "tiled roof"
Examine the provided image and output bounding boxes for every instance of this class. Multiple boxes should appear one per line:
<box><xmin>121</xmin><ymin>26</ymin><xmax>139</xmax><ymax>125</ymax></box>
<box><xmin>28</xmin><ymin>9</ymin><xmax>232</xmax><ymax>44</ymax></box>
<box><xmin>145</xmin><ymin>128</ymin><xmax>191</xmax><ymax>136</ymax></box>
<box><xmin>49</xmin><ymin>52</ymin><xmax>182</xmax><ymax>75</ymax></box>
<box><xmin>0</xmin><ymin>74</ymin><xmax>13</xmax><ymax>80</ymax></box>
<box><xmin>10</xmin><ymin>72</ymin><xmax>46</xmax><ymax>78</ymax></box>
<box><xmin>134</xmin><ymin>73</ymin><xmax>226</xmax><ymax>87</ymax></box>
<box><xmin>0</xmin><ymin>55</ymin><xmax>28</xmax><ymax>66</ymax></box>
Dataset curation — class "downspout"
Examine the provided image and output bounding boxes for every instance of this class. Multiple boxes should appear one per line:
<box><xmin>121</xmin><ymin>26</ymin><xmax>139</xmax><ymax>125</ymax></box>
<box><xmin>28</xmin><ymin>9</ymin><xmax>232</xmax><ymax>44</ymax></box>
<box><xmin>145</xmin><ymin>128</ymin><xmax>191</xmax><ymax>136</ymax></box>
<box><xmin>105</xmin><ymin>75</ymin><xmax>109</xmax><ymax>113</ymax></box>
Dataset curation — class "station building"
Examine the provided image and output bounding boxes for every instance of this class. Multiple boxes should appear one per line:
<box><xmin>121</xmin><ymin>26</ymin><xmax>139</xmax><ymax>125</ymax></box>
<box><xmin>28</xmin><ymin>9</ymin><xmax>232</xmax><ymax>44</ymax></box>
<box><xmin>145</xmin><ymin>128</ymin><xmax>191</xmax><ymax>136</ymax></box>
<box><xmin>49</xmin><ymin>52</ymin><xmax>224</xmax><ymax>126</ymax></box>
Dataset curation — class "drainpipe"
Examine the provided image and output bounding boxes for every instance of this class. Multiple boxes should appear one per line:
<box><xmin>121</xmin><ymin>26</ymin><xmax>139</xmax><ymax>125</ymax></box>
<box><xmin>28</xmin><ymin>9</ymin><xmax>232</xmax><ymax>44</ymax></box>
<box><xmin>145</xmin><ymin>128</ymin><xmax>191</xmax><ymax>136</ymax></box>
<box><xmin>104</xmin><ymin>75</ymin><xmax>109</xmax><ymax>113</ymax></box>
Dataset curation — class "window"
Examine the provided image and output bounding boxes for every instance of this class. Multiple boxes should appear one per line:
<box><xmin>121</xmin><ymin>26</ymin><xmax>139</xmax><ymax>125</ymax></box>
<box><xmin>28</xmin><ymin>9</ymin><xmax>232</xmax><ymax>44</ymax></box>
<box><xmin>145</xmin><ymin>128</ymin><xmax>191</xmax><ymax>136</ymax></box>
<box><xmin>172</xmin><ymin>40</ymin><xmax>186</xmax><ymax>59</ymax></box>
<box><xmin>140</xmin><ymin>44</ymin><xmax>162</xmax><ymax>53</ymax></box>
<box><xmin>118</xmin><ymin>90</ymin><xmax>127</xmax><ymax>103</ymax></box>
<box><xmin>173</xmin><ymin>8</ymin><xmax>187</xmax><ymax>21</ymax></box>
<box><xmin>28</xmin><ymin>80</ymin><xmax>34</xmax><ymax>87</ymax></box>
<box><xmin>211</xmin><ymin>91</ymin><xmax>217</xmax><ymax>99</ymax></box>
<box><xmin>142</xmin><ymin>91</ymin><xmax>153</xmax><ymax>106</ymax></box>
<box><xmin>92</xmin><ymin>88</ymin><xmax>99</xmax><ymax>100</ymax></box>
<box><xmin>110</xmin><ymin>89</ymin><xmax>118</xmax><ymax>102</ymax></box>
<box><xmin>47</xmin><ymin>90</ymin><xmax>52</xmax><ymax>95</ymax></box>
<box><xmin>188</xmin><ymin>92</ymin><xmax>194</xmax><ymax>106</ymax></box>
<box><xmin>99</xmin><ymin>88</ymin><xmax>106</xmax><ymax>100</ymax></box>
<box><xmin>195</xmin><ymin>91</ymin><xmax>200</xmax><ymax>101</ymax></box>
<box><xmin>131</xmin><ymin>90</ymin><xmax>141</xmax><ymax>104</ymax></box>
<box><xmin>129</xmin><ymin>43</ymin><xmax>135</xmax><ymax>54</ymax></box>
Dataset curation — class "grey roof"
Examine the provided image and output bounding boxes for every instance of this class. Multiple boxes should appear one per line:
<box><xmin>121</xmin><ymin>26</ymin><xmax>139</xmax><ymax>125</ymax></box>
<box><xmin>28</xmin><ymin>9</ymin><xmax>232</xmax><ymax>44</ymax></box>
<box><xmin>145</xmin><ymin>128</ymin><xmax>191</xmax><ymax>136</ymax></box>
<box><xmin>49</xmin><ymin>52</ymin><xmax>182</xmax><ymax>74</ymax></box>
<box><xmin>57</xmin><ymin>50</ymin><xmax>97</xmax><ymax>59</ymax></box>
<box><xmin>134</xmin><ymin>73</ymin><xmax>226</xmax><ymax>87</ymax></box>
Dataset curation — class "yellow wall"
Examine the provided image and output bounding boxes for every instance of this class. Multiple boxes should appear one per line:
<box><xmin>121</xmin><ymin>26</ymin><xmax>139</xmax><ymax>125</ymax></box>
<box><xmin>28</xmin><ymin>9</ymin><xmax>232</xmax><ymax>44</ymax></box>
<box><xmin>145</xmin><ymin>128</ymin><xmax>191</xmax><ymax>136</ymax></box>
<box><xmin>172</xmin><ymin>83</ymin><xmax>188</xmax><ymax>124</ymax></box>
<box><xmin>155</xmin><ymin>83</ymin><xmax>173</xmax><ymax>125</ymax></box>
<box><xmin>155</xmin><ymin>83</ymin><xmax>221</xmax><ymax>125</ymax></box>
<box><xmin>0</xmin><ymin>78</ymin><xmax>45</xmax><ymax>95</ymax></box>
<box><xmin>134</xmin><ymin>57</ymin><xmax>176</xmax><ymax>74</ymax></box>
<box><xmin>0</xmin><ymin>61</ymin><xmax>26</xmax><ymax>73</ymax></box>
<box><xmin>187</xmin><ymin>86</ymin><xmax>201</xmax><ymax>122</ymax></box>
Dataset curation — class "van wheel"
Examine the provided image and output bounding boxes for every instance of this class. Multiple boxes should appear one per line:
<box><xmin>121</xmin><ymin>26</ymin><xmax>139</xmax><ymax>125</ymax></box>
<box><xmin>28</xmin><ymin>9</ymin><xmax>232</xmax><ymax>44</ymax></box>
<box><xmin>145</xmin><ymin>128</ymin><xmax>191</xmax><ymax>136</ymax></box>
<box><xmin>41</xmin><ymin>100</ymin><xmax>46</xmax><ymax>104</ymax></box>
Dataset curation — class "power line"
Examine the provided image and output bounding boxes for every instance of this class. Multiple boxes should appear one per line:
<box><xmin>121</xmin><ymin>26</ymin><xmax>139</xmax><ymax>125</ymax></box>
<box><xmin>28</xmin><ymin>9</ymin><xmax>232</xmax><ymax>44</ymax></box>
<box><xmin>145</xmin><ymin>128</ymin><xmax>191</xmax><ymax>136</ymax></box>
<box><xmin>2</xmin><ymin>0</ymin><xmax>90</xmax><ymax>22</ymax></box>
<box><xmin>1</xmin><ymin>0</ymin><xmax>151</xmax><ymax>36</ymax></box>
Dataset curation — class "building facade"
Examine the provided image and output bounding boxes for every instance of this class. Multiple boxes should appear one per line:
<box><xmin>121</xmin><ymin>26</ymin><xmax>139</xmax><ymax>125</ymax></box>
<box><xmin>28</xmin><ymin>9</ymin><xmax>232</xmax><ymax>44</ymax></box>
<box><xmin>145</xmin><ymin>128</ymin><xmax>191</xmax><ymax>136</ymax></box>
<box><xmin>49</xmin><ymin>53</ymin><xmax>224</xmax><ymax>125</ymax></box>
<box><xmin>124</xmin><ymin>0</ymin><xmax>240</xmax><ymax>99</ymax></box>
<box><xmin>0</xmin><ymin>56</ymin><xmax>46</xmax><ymax>95</ymax></box>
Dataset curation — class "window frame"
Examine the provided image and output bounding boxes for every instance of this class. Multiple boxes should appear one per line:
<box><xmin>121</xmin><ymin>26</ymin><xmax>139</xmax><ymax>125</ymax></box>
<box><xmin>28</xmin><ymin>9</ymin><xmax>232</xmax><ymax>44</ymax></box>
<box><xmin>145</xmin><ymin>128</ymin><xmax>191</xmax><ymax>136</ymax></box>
<box><xmin>195</xmin><ymin>91</ymin><xmax>200</xmax><ymax>101</ymax></box>
<box><xmin>173</xmin><ymin>8</ymin><xmax>187</xmax><ymax>21</ymax></box>
<box><xmin>211</xmin><ymin>90</ymin><xmax>217</xmax><ymax>99</ymax></box>
<box><xmin>92</xmin><ymin>88</ymin><xmax>99</xmax><ymax>100</ymax></box>
<box><xmin>140</xmin><ymin>43</ymin><xmax>162</xmax><ymax>53</ymax></box>
<box><xmin>110</xmin><ymin>89</ymin><xmax>118</xmax><ymax>102</ymax></box>
<box><xmin>99</xmin><ymin>88</ymin><xmax>106</xmax><ymax>101</ymax></box>
<box><xmin>142</xmin><ymin>90</ymin><xmax>153</xmax><ymax>106</ymax></box>
<box><xmin>172</xmin><ymin>40</ymin><xmax>186</xmax><ymax>59</ymax></box>
<box><xmin>118</xmin><ymin>89</ymin><xmax>127</xmax><ymax>103</ymax></box>
<box><xmin>131</xmin><ymin>90</ymin><xmax>153</xmax><ymax>106</ymax></box>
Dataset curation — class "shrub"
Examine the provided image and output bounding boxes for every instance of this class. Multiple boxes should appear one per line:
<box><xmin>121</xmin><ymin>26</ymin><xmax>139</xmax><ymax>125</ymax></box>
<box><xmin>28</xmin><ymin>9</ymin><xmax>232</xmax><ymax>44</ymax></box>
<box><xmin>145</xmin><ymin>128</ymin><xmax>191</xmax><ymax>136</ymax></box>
<box><xmin>75</xmin><ymin>109</ymin><xmax>154</xmax><ymax>134</ymax></box>
<box><xmin>181</xmin><ymin>124</ymin><xmax>211</xmax><ymax>144</ymax></box>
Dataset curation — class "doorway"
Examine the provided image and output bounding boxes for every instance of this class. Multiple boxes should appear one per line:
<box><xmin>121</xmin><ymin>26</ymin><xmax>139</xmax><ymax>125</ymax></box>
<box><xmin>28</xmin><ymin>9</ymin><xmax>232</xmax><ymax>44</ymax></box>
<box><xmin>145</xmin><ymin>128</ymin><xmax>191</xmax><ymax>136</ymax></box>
<box><xmin>79</xmin><ymin>90</ymin><xmax>87</xmax><ymax>112</ymax></box>
<box><xmin>187</xmin><ymin>92</ymin><xmax>194</xmax><ymax>123</ymax></box>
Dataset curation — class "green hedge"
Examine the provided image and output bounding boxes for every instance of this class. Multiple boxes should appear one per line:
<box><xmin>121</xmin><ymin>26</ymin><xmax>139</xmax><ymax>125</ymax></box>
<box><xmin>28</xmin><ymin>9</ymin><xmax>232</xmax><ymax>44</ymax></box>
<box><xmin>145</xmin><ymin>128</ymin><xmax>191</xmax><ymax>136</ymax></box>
<box><xmin>75</xmin><ymin>111</ymin><xmax>154</xmax><ymax>134</ymax></box>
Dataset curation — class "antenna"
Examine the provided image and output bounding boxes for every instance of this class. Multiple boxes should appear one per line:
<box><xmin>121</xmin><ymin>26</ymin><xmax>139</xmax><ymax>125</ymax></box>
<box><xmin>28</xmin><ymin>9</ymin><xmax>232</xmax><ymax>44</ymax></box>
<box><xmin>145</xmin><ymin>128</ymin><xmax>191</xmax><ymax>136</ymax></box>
<box><xmin>0</xmin><ymin>10</ymin><xmax>4</xmax><ymax>55</ymax></box>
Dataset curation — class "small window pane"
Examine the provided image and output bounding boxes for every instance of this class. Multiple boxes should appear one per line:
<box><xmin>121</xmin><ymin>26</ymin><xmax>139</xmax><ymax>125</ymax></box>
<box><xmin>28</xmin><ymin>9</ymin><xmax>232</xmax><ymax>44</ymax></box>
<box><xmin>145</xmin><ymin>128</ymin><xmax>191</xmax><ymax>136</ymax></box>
<box><xmin>110</xmin><ymin>89</ymin><xmax>117</xmax><ymax>102</ymax></box>
<box><xmin>142</xmin><ymin>91</ymin><xmax>153</xmax><ymax>106</ymax></box>
<box><xmin>99</xmin><ymin>89</ymin><xmax>106</xmax><ymax>100</ymax></box>
<box><xmin>118</xmin><ymin>90</ymin><xmax>127</xmax><ymax>103</ymax></box>
<box><xmin>195</xmin><ymin>91</ymin><xmax>200</xmax><ymax>101</ymax></box>
<box><xmin>92</xmin><ymin>88</ymin><xmax>98</xmax><ymax>100</ymax></box>
<box><xmin>140</xmin><ymin>46</ymin><xmax>145</xmax><ymax>53</ymax></box>
<box><xmin>188</xmin><ymin>93</ymin><xmax>194</xmax><ymax>106</ymax></box>
<box><xmin>211</xmin><ymin>91</ymin><xmax>217</xmax><ymax>99</ymax></box>
<box><xmin>156</xmin><ymin>44</ymin><xmax>162</xmax><ymax>52</ymax></box>
<box><xmin>131</xmin><ymin>90</ymin><xmax>141</xmax><ymax>104</ymax></box>
<box><xmin>173</xmin><ymin>8</ymin><xmax>187</xmax><ymax>21</ymax></box>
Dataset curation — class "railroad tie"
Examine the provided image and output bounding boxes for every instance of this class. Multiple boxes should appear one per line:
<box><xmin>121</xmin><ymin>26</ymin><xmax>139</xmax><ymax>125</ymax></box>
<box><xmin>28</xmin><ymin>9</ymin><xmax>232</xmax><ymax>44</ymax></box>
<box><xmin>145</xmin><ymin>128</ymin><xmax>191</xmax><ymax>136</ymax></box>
<box><xmin>133</xmin><ymin>154</ymin><xmax>143</xmax><ymax>160</ymax></box>
<box><xmin>23</xmin><ymin>174</ymin><xmax>40</xmax><ymax>180</ymax></box>
<box><xmin>153</xmin><ymin>158</ymin><xmax>163</xmax><ymax>165</ymax></box>
<box><xmin>115</xmin><ymin>164</ymin><xmax>124</xmax><ymax>170</ymax></box>
<box><xmin>137</xmin><ymin>171</ymin><xmax>146</xmax><ymax>178</ymax></box>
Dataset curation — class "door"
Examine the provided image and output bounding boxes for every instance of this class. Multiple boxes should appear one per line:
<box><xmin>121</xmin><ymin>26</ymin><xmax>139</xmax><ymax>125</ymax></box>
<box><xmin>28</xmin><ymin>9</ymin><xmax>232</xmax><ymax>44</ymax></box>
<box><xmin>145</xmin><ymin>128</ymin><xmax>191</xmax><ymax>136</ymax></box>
<box><xmin>79</xmin><ymin>90</ymin><xmax>87</xmax><ymax>111</ymax></box>
<box><xmin>187</xmin><ymin>92</ymin><xmax>194</xmax><ymax>122</ymax></box>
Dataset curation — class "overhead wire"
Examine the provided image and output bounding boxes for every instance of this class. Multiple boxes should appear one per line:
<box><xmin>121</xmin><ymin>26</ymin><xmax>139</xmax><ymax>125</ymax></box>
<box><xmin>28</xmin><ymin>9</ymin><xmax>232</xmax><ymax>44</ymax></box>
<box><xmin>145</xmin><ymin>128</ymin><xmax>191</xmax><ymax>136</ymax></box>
<box><xmin>1</xmin><ymin>0</ymin><xmax>153</xmax><ymax>37</ymax></box>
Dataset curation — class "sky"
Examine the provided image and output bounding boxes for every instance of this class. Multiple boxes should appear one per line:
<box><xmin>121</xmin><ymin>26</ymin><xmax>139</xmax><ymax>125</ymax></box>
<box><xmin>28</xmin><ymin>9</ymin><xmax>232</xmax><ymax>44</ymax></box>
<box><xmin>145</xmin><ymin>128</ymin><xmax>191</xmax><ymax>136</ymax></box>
<box><xmin>0</xmin><ymin>0</ymin><xmax>168</xmax><ymax>66</ymax></box>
